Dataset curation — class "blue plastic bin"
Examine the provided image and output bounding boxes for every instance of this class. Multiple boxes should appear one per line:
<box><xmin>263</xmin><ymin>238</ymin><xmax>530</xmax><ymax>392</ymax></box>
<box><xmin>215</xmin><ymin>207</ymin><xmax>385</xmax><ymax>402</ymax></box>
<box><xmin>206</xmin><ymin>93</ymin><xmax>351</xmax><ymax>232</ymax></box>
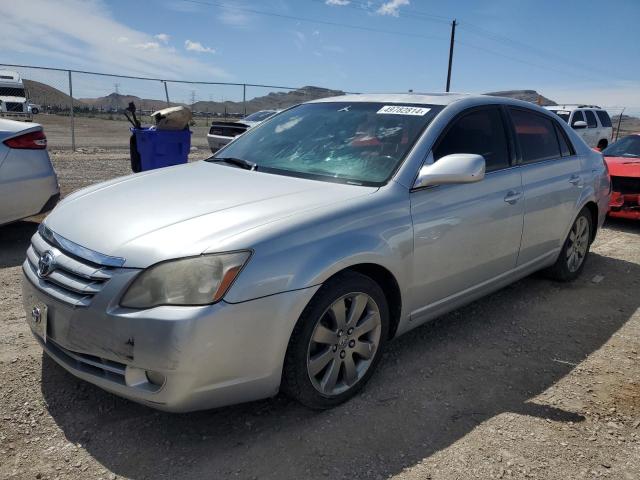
<box><xmin>131</xmin><ymin>127</ymin><xmax>191</xmax><ymax>171</ymax></box>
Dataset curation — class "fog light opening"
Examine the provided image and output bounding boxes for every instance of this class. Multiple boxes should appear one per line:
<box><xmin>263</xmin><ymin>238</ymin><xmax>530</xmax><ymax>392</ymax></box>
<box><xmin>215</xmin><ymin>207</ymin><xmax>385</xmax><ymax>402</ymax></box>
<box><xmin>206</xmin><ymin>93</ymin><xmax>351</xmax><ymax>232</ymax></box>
<box><xmin>145</xmin><ymin>370</ymin><xmax>166</xmax><ymax>387</ymax></box>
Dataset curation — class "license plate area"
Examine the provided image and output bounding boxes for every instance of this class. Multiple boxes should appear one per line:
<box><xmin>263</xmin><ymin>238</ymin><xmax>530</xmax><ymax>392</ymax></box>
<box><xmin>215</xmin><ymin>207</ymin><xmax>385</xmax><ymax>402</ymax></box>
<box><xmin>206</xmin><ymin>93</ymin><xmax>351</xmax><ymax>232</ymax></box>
<box><xmin>29</xmin><ymin>302</ymin><xmax>48</xmax><ymax>343</ymax></box>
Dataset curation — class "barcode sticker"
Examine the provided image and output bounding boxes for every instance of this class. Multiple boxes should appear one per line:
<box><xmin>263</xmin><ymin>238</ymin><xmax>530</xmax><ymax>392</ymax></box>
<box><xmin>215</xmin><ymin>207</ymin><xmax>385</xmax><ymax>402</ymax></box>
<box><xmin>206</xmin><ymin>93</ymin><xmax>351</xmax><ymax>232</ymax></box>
<box><xmin>377</xmin><ymin>105</ymin><xmax>431</xmax><ymax>116</ymax></box>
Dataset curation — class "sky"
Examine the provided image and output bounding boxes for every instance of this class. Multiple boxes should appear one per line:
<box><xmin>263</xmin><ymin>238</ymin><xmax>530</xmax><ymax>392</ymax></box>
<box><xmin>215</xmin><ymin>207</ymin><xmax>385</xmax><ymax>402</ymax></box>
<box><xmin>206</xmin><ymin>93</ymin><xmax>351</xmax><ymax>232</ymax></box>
<box><xmin>1</xmin><ymin>0</ymin><xmax>639</xmax><ymax>115</ymax></box>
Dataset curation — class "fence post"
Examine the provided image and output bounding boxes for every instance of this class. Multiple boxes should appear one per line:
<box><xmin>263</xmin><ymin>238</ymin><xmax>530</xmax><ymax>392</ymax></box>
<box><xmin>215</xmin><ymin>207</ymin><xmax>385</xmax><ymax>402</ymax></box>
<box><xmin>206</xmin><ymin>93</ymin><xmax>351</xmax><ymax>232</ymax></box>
<box><xmin>163</xmin><ymin>81</ymin><xmax>170</xmax><ymax>107</ymax></box>
<box><xmin>67</xmin><ymin>70</ymin><xmax>76</xmax><ymax>152</ymax></box>
<box><xmin>243</xmin><ymin>84</ymin><xmax>246</xmax><ymax>116</ymax></box>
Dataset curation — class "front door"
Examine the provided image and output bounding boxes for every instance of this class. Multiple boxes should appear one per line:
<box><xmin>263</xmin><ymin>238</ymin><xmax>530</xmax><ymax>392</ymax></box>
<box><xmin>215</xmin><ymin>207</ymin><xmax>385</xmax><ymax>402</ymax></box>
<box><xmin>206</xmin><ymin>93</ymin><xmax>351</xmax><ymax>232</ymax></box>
<box><xmin>409</xmin><ymin>106</ymin><xmax>524</xmax><ymax>319</ymax></box>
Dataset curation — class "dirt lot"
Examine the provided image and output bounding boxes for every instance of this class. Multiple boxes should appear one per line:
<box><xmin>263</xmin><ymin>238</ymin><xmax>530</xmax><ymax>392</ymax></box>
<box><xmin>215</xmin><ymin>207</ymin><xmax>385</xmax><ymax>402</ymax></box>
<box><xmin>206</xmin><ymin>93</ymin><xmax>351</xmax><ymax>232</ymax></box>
<box><xmin>1</xmin><ymin>152</ymin><xmax>639</xmax><ymax>480</ymax></box>
<box><xmin>33</xmin><ymin>114</ymin><xmax>214</xmax><ymax>151</ymax></box>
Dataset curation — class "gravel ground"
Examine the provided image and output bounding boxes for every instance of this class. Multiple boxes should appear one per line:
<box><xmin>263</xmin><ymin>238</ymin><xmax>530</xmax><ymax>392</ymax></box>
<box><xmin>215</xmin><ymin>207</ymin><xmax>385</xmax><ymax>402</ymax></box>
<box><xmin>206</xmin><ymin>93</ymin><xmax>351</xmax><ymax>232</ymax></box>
<box><xmin>1</xmin><ymin>152</ymin><xmax>639</xmax><ymax>480</ymax></box>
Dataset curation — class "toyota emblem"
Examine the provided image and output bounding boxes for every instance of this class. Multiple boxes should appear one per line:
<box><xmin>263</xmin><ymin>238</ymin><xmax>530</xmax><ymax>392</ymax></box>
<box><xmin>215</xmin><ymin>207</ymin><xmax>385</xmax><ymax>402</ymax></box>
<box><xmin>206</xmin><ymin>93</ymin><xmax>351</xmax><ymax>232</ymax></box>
<box><xmin>37</xmin><ymin>250</ymin><xmax>55</xmax><ymax>278</ymax></box>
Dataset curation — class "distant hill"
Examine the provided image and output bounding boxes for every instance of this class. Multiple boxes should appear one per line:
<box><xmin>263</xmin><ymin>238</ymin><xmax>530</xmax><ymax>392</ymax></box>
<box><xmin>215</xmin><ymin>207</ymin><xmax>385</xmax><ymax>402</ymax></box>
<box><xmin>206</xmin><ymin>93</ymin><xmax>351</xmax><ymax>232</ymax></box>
<box><xmin>191</xmin><ymin>86</ymin><xmax>345</xmax><ymax>114</ymax></box>
<box><xmin>78</xmin><ymin>92</ymin><xmax>182</xmax><ymax>112</ymax></box>
<box><xmin>23</xmin><ymin>79</ymin><xmax>86</xmax><ymax>108</ymax></box>
<box><xmin>484</xmin><ymin>89</ymin><xmax>557</xmax><ymax>106</ymax></box>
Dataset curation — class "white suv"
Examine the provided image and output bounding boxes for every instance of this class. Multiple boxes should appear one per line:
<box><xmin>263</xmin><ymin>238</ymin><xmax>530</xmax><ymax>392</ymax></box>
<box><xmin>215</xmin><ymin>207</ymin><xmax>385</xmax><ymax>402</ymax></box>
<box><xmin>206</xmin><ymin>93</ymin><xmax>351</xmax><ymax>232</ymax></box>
<box><xmin>545</xmin><ymin>105</ymin><xmax>613</xmax><ymax>150</ymax></box>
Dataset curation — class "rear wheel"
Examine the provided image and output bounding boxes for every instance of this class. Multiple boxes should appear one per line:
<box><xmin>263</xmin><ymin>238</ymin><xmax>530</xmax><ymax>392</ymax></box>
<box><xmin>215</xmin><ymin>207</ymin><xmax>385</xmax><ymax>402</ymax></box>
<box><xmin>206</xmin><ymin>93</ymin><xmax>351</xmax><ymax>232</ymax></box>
<box><xmin>597</xmin><ymin>139</ymin><xmax>608</xmax><ymax>150</ymax></box>
<box><xmin>546</xmin><ymin>208</ymin><xmax>592</xmax><ymax>281</ymax></box>
<box><xmin>282</xmin><ymin>271</ymin><xmax>389</xmax><ymax>409</ymax></box>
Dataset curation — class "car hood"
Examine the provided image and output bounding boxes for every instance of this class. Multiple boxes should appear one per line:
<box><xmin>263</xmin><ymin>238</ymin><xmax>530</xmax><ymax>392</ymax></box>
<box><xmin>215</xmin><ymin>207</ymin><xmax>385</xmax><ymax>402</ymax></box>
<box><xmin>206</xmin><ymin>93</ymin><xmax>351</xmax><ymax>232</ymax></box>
<box><xmin>45</xmin><ymin>161</ymin><xmax>376</xmax><ymax>267</ymax></box>
<box><xmin>604</xmin><ymin>156</ymin><xmax>640</xmax><ymax>178</ymax></box>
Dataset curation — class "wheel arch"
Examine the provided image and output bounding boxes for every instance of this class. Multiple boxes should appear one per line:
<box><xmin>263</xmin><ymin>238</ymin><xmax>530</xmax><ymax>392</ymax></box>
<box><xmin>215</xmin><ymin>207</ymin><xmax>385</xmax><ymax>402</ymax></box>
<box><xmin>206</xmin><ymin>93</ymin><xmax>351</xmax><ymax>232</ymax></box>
<box><xmin>581</xmin><ymin>200</ymin><xmax>599</xmax><ymax>242</ymax></box>
<box><xmin>322</xmin><ymin>263</ymin><xmax>403</xmax><ymax>340</ymax></box>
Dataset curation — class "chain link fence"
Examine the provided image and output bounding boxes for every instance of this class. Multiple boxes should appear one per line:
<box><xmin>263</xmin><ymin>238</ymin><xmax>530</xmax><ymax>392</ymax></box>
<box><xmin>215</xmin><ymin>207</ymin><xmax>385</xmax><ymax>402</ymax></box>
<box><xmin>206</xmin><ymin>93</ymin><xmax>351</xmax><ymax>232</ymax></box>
<box><xmin>0</xmin><ymin>63</ymin><xmax>346</xmax><ymax>152</ymax></box>
<box><xmin>1</xmin><ymin>63</ymin><xmax>637</xmax><ymax>153</ymax></box>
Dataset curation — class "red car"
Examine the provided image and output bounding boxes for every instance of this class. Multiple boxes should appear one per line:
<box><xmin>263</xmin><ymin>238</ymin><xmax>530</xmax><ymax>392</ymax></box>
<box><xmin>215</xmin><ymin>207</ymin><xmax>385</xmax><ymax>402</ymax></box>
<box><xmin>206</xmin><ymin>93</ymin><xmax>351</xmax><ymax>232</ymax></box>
<box><xmin>602</xmin><ymin>134</ymin><xmax>640</xmax><ymax>219</ymax></box>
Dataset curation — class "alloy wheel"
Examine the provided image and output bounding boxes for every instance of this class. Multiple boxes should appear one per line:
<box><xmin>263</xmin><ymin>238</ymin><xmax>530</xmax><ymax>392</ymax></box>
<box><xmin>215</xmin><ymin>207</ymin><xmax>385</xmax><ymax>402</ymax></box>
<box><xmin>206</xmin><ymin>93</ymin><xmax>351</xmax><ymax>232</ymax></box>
<box><xmin>306</xmin><ymin>292</ymin><xmax>382</xmax><ymax>396</ymax></box>
<box><xmin>566</xmin><ymin>216</ymin><xmax>590</xmax><ymax>272</ymax></box>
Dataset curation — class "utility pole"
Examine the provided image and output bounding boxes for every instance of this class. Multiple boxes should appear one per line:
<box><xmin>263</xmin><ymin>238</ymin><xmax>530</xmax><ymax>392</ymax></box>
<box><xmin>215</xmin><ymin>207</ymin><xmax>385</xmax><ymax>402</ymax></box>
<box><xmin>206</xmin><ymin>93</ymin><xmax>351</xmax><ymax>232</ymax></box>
<box><xmin>114</xmin><ymin>83</ymin><xmax>120</xmax><ymax>95</ymax></box>
<box><xmin>190</xmin><ymin>90</ymin><xmax>196</xmax><ymax>108</ymax></box>
<box><xmin>445</xmin><ymin>19</ymin><xmax>457</xmax><ymax>92</ymax></box>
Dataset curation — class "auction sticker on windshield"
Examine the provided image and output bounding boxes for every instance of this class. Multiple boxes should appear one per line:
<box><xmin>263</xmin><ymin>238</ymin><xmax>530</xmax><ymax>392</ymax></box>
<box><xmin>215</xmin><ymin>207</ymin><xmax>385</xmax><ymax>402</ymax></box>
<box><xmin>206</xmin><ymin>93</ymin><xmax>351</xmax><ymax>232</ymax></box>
<box><xmin>377</xmin><ymin>105</ymin><xmax>431</xmax><ymax>116</ymax></box>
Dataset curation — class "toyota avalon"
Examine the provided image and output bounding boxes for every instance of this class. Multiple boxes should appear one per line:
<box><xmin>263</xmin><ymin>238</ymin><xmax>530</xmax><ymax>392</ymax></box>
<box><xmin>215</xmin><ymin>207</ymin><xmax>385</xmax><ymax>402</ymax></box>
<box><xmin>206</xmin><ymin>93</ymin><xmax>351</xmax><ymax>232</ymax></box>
<box><xmin>22</xmin><ymin>94</ymin><xmax>610</xmax><ymax>411</ymax></box>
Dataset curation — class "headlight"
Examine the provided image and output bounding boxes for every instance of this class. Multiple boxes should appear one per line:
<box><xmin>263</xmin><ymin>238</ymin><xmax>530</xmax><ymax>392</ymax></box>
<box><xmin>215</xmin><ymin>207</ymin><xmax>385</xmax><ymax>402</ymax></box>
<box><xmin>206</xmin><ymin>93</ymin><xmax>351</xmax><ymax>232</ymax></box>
<box><xmin>120</xmin><ymin>252</ymin><xmax>251</xmax><ymax>308</ymax></box>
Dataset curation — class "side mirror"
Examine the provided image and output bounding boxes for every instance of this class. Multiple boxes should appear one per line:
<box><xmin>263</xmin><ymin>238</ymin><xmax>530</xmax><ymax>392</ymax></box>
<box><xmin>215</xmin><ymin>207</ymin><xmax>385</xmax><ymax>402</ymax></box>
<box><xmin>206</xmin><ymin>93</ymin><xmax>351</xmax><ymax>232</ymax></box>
<box><xmin>572</xmin><ymin>120</ymin><xmax>588</xmax><ymax>129</ymax></box>
<box><xmin>413</xmin><ymin>153</ymin><xmax>485</xmax><ymax>189</ymax></box>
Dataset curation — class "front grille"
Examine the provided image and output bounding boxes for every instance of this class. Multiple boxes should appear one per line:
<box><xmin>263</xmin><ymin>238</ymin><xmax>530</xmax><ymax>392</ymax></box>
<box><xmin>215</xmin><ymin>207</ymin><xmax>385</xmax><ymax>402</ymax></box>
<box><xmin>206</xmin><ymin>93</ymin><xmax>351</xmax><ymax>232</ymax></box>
<box><xmin>45</xmin><ymin>338</ymin><xmax>127</xmax><ymax>386</ymax></box>
<box><xmin>5</xmin><ymin>102</ymin><xmax>24</xmax><ymax>112</ymax></box>
<box><xmin>209</xmin><ymin>125</ymin><xmax>247</xmax><ymax>137</ymax></box>
<box><xmin>611</xmin><ymin>176</ymin><xmax>640</xmax><ymax>195</ymax></box>
<box><xmin>24</xmin><ymin>231</ymin><xmax>113</xmax><ymax>307</ymax></box>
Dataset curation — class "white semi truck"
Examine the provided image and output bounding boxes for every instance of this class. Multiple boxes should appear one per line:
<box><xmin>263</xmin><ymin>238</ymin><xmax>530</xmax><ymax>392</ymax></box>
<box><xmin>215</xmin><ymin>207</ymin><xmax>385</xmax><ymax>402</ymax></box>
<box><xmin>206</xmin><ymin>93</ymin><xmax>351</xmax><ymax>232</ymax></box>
<box><xmin>0</xmin><ymin>71</ymin><xmax>32</xmax><ymax>121</ymax></box>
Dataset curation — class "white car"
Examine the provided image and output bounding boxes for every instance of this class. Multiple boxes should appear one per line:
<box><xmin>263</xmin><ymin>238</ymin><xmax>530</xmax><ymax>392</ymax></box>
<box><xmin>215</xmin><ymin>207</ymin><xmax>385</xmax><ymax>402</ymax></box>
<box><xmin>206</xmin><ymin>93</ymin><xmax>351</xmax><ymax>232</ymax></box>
<box><xmin>545</xmin><ymin>105</ymin><xmax>612</xmax><ymax>150</ymax></box>
<box><xmin>207</xmin><ymin>110</ymin><xmax>279</xmax><ymax>153</ymax></box>
<box><xmin>0</xmin><ymin>119</ymin><xmax>59</xmax><ymax>226</ymax></box>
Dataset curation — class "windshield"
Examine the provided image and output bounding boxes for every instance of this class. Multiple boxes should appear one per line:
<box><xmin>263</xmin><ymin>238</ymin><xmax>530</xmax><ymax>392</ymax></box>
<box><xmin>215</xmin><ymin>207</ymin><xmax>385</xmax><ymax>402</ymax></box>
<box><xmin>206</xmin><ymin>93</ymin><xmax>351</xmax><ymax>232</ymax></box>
<box><xmin>603</xmin><ymin>135</ymin><xmax>640</xmax><ymax>158</ymax></box>
<box><xmin>243</xmin><ymin>110</ymin><xmax>276</xmax><ymax>122</ymax></box>
<box><xmin>0</xmin><ymin>87</ymin><xmax>26</xmax><ymax>97</ymax></box>
<box><xmin>210</xmin><ymin>102</ymin><xmax>442</xmax><ymax>185</ymax></box>
<box><xmin>552</xmin><ymin>110</ymin><xmax>571</xmax><ymax>123</ymax></box>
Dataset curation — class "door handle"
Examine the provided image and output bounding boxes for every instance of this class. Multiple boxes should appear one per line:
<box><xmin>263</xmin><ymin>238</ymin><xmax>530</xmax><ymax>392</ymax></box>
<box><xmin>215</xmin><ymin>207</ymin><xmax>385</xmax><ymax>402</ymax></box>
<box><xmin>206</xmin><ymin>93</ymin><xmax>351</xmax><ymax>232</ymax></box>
<box><xmin>504</xmin><ymin>191</ymin><xmax>522</xmax><ymax>204</ymax></box>
<box><xmin>569</xmin><ymin>174</ymin><xmax>581</xmax><ymax>185</ymax></box>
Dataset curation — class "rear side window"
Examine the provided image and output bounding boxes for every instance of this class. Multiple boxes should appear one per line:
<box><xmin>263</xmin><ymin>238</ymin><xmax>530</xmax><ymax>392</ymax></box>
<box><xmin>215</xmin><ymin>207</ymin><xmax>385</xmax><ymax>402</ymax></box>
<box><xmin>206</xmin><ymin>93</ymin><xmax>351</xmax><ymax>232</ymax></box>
<box><xmin>554</xmin><ymin>123</ymin><xmax>575</xmax><ymax>157</ymax></box>
<box><xmin>571</xmin><ymin>110</ymin><xmax>585</xmax><ymax>126</ymax></box>
<box><xmin>584</xmin><ymin>110</ymin><xmax>597</xmax><ymax>128</ymax></box>
<box><xmin>596</xmin><ymin>110</ymin><xmax>612</xmax><ymax>127</ymax></box>
<box><xmin>509</xmin><ymin>108</ymin><xmax>561</xmax><ymax>164</ymax></box>
<box><xmin>434</xmin><ymin>107</ymin><xmax>510</xmax><ymax>173</ymax></box>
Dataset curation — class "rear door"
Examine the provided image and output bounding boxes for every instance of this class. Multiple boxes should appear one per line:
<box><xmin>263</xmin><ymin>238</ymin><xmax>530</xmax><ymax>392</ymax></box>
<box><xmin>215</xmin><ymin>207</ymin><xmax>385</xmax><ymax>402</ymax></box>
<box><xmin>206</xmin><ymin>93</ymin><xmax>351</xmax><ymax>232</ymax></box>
<box><xmin>508</xmin><ymin>107</ymin><xmax>582</xmax><ymax>265</ymax></box>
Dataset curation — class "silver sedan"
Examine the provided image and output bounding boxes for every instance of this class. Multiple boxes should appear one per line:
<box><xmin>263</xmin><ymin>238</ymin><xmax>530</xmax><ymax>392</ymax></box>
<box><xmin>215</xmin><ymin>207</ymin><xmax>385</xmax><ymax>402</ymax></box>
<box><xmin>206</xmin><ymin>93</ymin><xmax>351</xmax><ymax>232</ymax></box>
<box><xmin>0</xmin><ymin>119</ymin><xmax>59</xmax><ymax>226</ymax></box>
<box><xmin>22</xmin><ymin>94</ymin><xmax>610</xmax><ymax>411</ymax></box>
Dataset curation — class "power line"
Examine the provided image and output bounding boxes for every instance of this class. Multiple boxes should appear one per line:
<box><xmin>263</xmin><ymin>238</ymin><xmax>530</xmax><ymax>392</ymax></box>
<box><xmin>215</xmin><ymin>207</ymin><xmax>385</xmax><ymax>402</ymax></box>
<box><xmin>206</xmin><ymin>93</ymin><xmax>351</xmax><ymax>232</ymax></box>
<box><xmin>313</xmin><ymin>0</ymin><xmax>616</xmax><ymax>81</ymax></box>
<box><xmin>179</xmin><ymin>0</ymin><xmax>447</xmax><ymax>41</ymax></box>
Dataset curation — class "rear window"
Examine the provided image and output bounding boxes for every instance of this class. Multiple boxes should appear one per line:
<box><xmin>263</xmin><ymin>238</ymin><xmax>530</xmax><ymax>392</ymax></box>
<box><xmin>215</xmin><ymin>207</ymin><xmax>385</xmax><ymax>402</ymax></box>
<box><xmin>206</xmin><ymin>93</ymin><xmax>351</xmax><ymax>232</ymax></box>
<box><xmin>509</xmin><ymin>108</ymin><xmax>561</xmax><ymax>164</ymax></box>
<box><xmin>596</xmin><ymin>110</ymin><xmax>612</xmax><ymax>127</ymax></box>
<box><xmin>554</xmin><ymin>123</ymin><xmax>575</xmax><ymax>157</ymax></box>
<box><xmin>584</xmin><ymin>110</ymin><xmax>597</xmax><ymax>128</ymax></box>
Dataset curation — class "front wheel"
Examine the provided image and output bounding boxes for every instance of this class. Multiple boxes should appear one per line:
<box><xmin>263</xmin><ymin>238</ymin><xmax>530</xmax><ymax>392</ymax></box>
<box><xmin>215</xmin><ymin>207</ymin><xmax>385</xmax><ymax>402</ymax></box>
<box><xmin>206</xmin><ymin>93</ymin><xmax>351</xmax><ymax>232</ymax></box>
<box><xmin>282</xmin><ymin>271</ymin><xmax>389</xmax><ymax>409</ymax></box>
<box><xmin>546</xmin><ymin>208</ymin><xmax>593</xmax><ymax>281</ymax></box>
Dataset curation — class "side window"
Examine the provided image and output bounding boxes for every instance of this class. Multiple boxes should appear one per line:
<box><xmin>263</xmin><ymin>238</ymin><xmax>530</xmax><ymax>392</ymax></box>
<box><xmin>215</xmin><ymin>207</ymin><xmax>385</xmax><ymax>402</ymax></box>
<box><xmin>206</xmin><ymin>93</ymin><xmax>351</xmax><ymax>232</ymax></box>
<box><xmin>508</xmin><ymin>108</ymin><xmax>562</xmax><ymax>164</ymax></box>
<box><xmin>596</xmin><ymin>110</ymin><xmax>612</xmax><ymax>127</ymax></box>
<box><xmin>554</xmin><ymin>122</ymin><xmax>575</xmax><ymax>157</ymax></box>
<box><xmin>433</xmin><ymin>108</ymin><xmax>510</xmax><ymax>172</ymax></box>
<box><xmin>584</xmin><ymin>110</ymin><xmax>598</xmax><ymax>128</ymax></box>
<box><xmin>571</xmin><ymin>110</ymin><xmax>585</xmax><ymax>126</ymax></box>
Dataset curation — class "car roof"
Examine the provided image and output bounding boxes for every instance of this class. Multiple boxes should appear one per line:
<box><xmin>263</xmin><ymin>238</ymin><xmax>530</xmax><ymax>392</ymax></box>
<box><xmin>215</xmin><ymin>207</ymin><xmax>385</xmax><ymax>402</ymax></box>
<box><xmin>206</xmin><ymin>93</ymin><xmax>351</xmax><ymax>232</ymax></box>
<box><xmin>545</xmin><ymin>105</ymin><xmax>603</xmax><ymax>111</ymax></box>
<box><xmin>308</xmin><ymin>92</ymin><xmax>473</xmax><ymax>106</ymax></box>
<box><xmin>306</xmin><ymin>93</ymin><xmax>557</xmax><ymax>111</ymax></box>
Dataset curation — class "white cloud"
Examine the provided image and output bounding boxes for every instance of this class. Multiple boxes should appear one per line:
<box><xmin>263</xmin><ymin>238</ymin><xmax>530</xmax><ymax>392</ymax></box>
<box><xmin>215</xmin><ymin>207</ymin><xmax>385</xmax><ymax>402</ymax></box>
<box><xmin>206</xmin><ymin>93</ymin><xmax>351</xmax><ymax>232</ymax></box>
<box><xmin>184</xmin><ymin>40</ymin><xmax>216</xmax><ymax>54</ymax></box>
<box><xmin>218</xmin><ymin>9</ymin><xmax>251</xmax><ymax>26</ymax></box>
<box><xmin>293</xmin><ymin>31</ymin><xmax>306</xmax><ymax>51</ymax></box>
<box><xmin>133</xmin><ymin>41</ymin><xmax>160</xmax><ymax>50</ymax></box>
<box><xmin>0</xmin><ymin>0</ymin><xmax>229</xmax><ymax>80</ymax></box>
<box><xmin>154</xmin><ymin>33</ymin><xmax>170</xmax><ymax>44</ymax></box>
<box><xmin>377</xmin><ymin>0</ymin><xmax>409</xmax><ymax>17</ymax></box>
<box><xmin>325</xmin><ymin>0</ymin><xmax>350</xmax><ymax>5</ymax></box>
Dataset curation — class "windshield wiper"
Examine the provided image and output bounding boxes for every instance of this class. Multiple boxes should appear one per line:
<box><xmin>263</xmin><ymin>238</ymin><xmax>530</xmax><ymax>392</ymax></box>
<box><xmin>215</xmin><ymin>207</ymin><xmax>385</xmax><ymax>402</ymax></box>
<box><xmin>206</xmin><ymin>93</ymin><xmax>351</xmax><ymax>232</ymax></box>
<box><xmin>208</xmin><ymin>157</ymin><xmax>258</xmax><ymax>170</ymax></box>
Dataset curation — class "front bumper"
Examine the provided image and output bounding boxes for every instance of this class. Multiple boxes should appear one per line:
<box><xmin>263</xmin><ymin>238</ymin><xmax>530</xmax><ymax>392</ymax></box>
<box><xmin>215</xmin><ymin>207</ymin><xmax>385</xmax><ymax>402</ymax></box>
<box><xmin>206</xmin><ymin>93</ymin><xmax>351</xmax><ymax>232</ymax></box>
<box><xmin>608</xmin><ymin>191</ymin><xmax>640</xmax><ymax>220</ymax></box>
<box><xmin>22</xmin><ymin>270</ymin><xmax>319</xmax><ymax>412</ymax></box>
<box><xmin>206</xmin><ymin>133</ymin><xmax>232</xmax><ymax>153</ymax></box>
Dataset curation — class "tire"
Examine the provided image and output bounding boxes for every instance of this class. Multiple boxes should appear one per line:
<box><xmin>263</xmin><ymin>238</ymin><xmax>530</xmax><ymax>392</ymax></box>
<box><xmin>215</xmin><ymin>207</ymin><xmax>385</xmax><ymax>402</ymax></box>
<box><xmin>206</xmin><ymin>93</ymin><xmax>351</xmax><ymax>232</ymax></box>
<box><xmin>597</xmin><ymin>139</ymin><xmax>608</xmax><ymax>150</ymax></box>
<box><xmin>282</xmin><ymin>271</ymin><xmax>389</xmax><ymax>409</ymax></box>
<box><xmin>31</xmin><ymin>108</ymin><xmax>39</xmax><ymax>115</ymax></box>
<box><xmin>546</xmin><ymin>208</ymin><xmax>593</xmax><ymax>282</ymax></box>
